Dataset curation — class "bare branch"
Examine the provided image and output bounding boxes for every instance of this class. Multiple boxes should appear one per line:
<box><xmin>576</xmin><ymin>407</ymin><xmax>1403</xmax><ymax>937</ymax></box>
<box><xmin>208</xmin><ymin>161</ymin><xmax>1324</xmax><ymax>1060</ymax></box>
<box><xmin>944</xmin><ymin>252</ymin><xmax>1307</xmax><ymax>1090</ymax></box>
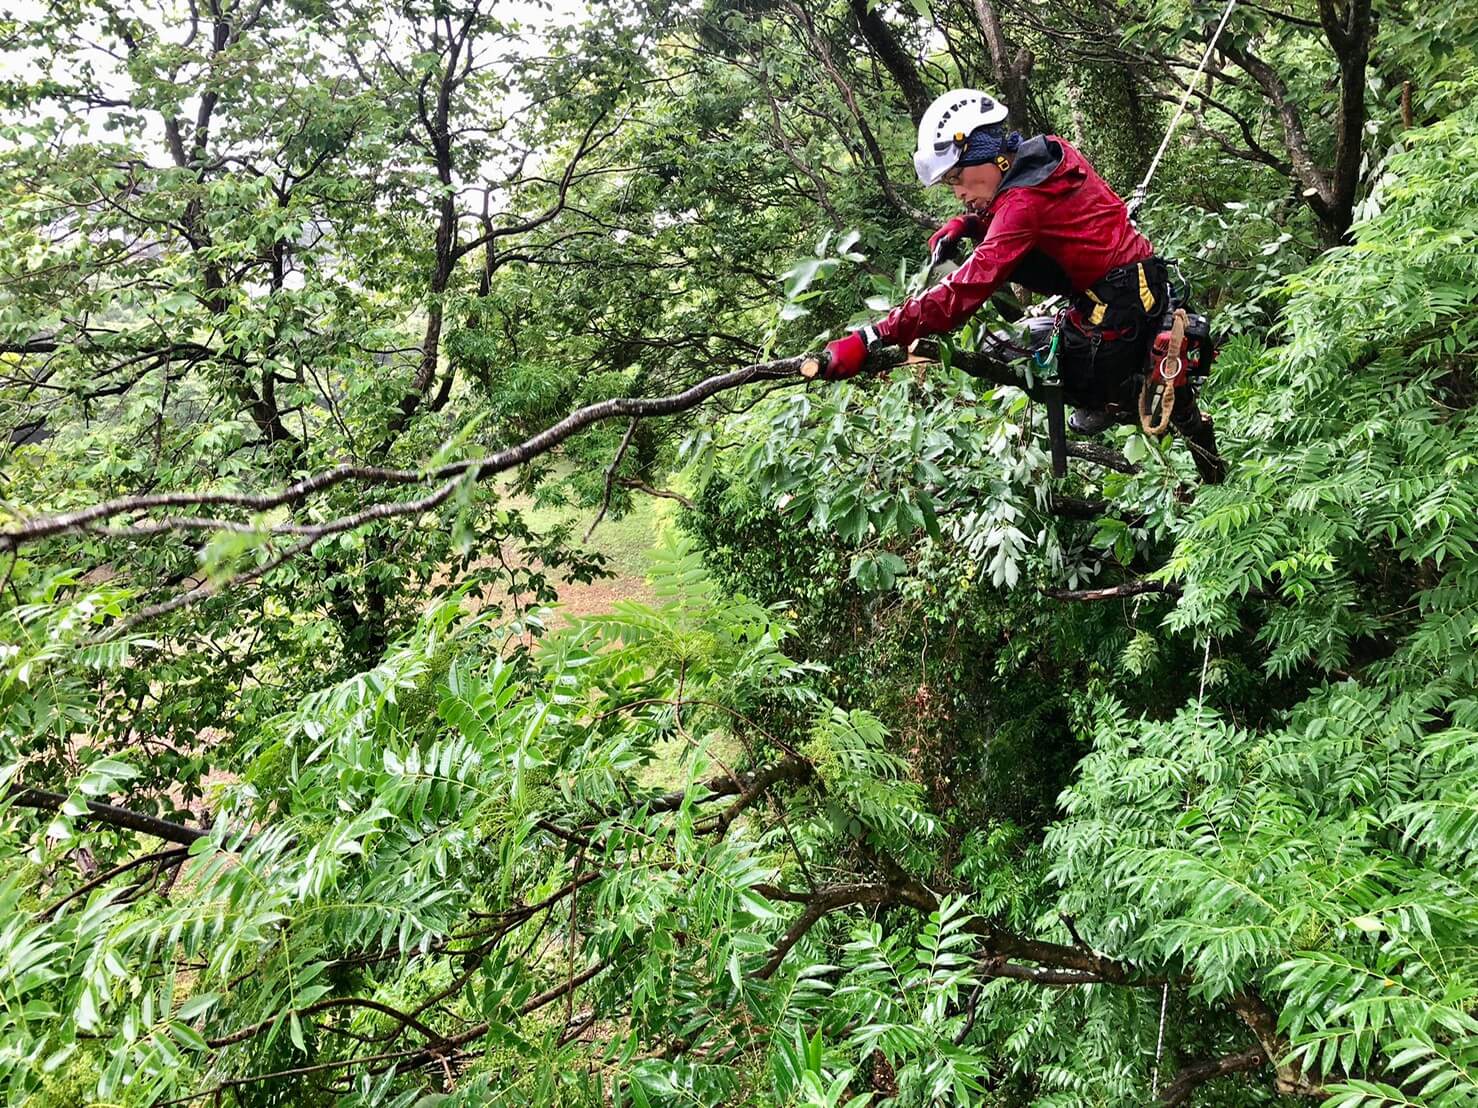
<box><xmin>1041</xmin><ymin>579</ymin><xmax>1178</xmax><ymax>602</ymax></box>
<box><xmin>451</xmin><ymin>106</ymin><xmax>619</xmax><ymax>262</ymax></box>
<box><xmin>7</xmin><ymin>788</ymin><xmax>207</xmax><ymax>846</ymax></box>
<box><xmin>38</xmin><ymin>847</ymin><xmax>190</xmax><ymax>919</ymax></box>
<box><xmin>207</xmin><ymin>996</ymin><xmax>448</xmax><ymax>1050</ymax></box>
<box><xmin>1</xmin><ymin>354</ymin><xmax>824</xmax><ymax>552</ymax></box>
<box><xmin>1157</xmin><ymin>1046</ymin><xmax>1268</xmax><ymax>1105</ymax></box>
<box><xmin>618</xmin><ymin>478</ymin><xmax>694</xmax><ymax>509</ymax></box>
<box><xmin>584</xmin><ymin>418</ymin><xmax>639</xmax><ymax>542</ymax></box>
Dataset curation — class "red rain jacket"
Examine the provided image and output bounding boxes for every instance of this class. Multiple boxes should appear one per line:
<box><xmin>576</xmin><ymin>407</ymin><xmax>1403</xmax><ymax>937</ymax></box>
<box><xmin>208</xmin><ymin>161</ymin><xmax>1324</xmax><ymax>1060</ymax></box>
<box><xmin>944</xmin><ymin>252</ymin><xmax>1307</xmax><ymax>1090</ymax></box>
<box><xmin>875</xmin><ymin>136</ymin><xmax>1153</xmax><ymax>348</ymax></box>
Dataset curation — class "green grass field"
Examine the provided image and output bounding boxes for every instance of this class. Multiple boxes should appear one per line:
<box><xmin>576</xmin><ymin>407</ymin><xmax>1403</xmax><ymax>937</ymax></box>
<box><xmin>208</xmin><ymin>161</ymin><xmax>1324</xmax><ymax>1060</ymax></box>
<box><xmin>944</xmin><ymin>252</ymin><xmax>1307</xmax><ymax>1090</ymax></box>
<box><xmin>496</xmin><ymin>468</ymin><xmax>673</xmax><ymax>615</ymax></box>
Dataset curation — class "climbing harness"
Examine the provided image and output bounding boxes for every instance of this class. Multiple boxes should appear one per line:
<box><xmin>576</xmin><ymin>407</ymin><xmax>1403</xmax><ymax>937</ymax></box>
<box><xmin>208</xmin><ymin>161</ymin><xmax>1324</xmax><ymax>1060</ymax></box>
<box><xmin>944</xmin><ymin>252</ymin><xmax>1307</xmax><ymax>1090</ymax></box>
<box><xmin>1140</xmin><ymin>308</ymin><xmax>1188</xmax><ymax>436</ymax></box>
<box><xmin>1127</xmin><ymin>0</ymin><xmax>1242</xmax><ymax>218</ymax></box>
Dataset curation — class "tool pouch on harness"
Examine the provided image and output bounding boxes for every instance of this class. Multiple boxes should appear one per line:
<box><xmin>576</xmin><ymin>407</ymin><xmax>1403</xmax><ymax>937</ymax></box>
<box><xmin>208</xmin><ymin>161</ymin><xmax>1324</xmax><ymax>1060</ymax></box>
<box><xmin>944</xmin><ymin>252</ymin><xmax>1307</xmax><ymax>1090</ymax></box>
<box><xmin>1077</xmin><ymin>256</ymin><xmax>1171</xmax><ymax>330</ymax></box>
<box><xmin>1056</xmin><ymin>257</ymin><xmax>1171</xmax><ymax>412</ymax></box>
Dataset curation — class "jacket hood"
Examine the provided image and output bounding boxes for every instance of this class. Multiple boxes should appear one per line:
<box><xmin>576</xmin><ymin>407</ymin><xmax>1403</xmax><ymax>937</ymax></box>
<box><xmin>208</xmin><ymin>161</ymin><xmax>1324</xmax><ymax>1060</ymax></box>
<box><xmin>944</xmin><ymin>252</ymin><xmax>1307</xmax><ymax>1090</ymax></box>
<box><xmin>996</xmin><ymin>136</ymin><xmax>1066</xmax><ymax>196</ymax></box>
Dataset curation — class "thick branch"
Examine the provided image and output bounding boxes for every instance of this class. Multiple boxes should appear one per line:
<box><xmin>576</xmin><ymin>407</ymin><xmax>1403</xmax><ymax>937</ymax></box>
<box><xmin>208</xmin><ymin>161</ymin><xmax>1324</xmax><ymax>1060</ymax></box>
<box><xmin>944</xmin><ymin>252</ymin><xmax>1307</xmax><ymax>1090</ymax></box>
<box><xmin>977</xmin><ymin>959</ymin><xmax>1119</xmax><ymax>986</ymax></box>
<box><xmin>1317</xmin><ymin>0</ymin><xmax>1371</xmax><ymax>237</ymax></box>
<box><xmin>972</xmin><ymin>0</ymin><xmax>1034</xmax><ymax>128</ymax></box>
<box><xmin>1042</xmin><ymin>579</ymin><xmax>1178</xmax><ymax>602</ymax></box>
<box><xmin>786</xmin><ymin>2</ymin><xmax>933</xmax><ymax>228</ymax></box>
<box><xmin>963</xmin><ymin>916</ymin><xmax>1153</xmax><ymax>985</ymax></box>
<box><xmin>756</xmin><ymin>883</ymin><xmax>900</xmax><ymax>979</ymax></box>
<box><xmin>845</xmin><ymin>0</ymin><xmax>932</xmax><ymax>123</ymax></box>
<box><xmin>1218</xmin><ymin>39</ymin><xmax>1335</xmax><ymax>229</ymax></box>
<box><xmin>1229</xmin><ymin>990</ymin><xmax>1326</xmax><ymax>1098</ymax></box>
<box><xmin>1157</xmin><ymin>1046</ymin><xmax>1268</xmax><ymax>1104</ymax></box>
<box><xmin>709</xmin><ymin>758</ymin><xmax>816</xmax><ymax>832</ymax></box>
<box><xmin>7</xmin><ymin>788</ymin><xmax>207</xmax><ymax>845</ymax></box>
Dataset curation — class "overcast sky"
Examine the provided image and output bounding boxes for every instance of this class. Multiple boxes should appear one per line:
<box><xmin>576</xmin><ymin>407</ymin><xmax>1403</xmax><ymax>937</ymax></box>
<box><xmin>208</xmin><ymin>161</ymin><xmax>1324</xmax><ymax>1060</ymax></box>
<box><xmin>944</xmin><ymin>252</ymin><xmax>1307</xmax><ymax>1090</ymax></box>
<box><xmin>1</xmin><ymin>0</ymin><xmax>590</xmax><ymax>156</ymax></box>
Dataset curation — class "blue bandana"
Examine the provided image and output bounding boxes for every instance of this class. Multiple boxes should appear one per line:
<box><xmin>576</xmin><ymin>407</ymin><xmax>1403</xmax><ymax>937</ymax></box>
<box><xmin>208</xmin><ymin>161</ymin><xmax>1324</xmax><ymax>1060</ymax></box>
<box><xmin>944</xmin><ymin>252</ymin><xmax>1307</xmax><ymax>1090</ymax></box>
<box><xmin>959</xmin><ymin>124</ymin><xmax>1022</xmax><ymax>167</ymax></box>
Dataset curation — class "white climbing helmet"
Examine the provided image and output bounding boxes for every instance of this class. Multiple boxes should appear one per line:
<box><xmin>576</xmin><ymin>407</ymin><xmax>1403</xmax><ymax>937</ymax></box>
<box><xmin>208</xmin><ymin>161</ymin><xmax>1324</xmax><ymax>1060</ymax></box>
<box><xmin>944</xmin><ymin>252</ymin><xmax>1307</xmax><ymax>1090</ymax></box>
<box><xmin>913</xmin><ymin>88</ymin><xmax>1010</xmax><ymax>187</ymax></box>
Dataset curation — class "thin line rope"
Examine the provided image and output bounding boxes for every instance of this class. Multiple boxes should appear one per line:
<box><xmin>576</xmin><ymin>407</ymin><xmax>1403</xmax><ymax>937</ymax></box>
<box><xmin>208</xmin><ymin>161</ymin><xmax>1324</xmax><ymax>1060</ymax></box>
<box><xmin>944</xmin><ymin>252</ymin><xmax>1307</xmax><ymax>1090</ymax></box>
<box><xmin>1128</xmin><ymin>0</ymin><xmax>1242</xmax><ymax>217</ymax></box>
<box><xmin>1151</xmin><ymin>981</ymin><xmax>1170</xmax><ymax>1094</ymax></box>
<box><xmin>1196</xmin><ymin>636</ymin><xmax>1213</xmax><ymax>714</ymax></box>
<box><xmin>1156</xmin><ymin>635</ymin><xmax>1212</xmax><ymax>1096</ymax></box>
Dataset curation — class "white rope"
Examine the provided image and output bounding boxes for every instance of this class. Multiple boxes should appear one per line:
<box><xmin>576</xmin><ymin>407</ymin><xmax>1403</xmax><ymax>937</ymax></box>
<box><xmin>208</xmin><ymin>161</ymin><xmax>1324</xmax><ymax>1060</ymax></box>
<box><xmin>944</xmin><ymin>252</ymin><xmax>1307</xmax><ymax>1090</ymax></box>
<box><xmin>1151</xmin><ymin>638</ymin><xmax>1211</xmax><ymax>1094</ymax></box>
<box><xmin>1151</xmin><ymin>981</ymin><xmax>1170</xmax><ymax>1094</ymax></box>
<box><xmin>1127</xmin><ymin>0</ymin><xmax>1242</xmax><ymax>218</ymax></box>
<box><xmin>1196</xmin><ymin>636</ymin><xmax>1213</xmax><ymax>713</ymax></box>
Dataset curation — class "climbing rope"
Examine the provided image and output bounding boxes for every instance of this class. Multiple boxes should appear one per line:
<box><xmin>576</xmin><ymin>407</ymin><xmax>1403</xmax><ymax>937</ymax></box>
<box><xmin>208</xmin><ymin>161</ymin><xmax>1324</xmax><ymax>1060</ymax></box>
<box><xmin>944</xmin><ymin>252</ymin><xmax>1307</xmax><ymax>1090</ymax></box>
<box><xmin>1127</xmin><ymin>0</ymin><xmax>1243</xmax><ymax>218</ymax></box>
<box><xmin>1139</xmin><ymin>309</ymin><xmax>1187</xmax><ymax>435</ymax></box>
<box><xmin>1151</xmin><ymin>980</ymin><xmax>1170</xmax><ymax>1095</ymax></box>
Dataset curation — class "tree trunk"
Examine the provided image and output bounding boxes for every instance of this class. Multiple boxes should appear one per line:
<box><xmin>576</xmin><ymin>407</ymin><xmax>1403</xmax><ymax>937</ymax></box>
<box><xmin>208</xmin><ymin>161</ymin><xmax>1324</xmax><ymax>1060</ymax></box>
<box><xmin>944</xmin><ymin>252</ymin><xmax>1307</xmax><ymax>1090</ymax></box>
<box><xmin>971</xmin><ymin>0</ymin><xmax>1035</xmax><ymax>130</ymax></box>
<box><xmin>846</xmin><ymin>0</ymin><xmax>932</xmax><ymax>124</ymax></box>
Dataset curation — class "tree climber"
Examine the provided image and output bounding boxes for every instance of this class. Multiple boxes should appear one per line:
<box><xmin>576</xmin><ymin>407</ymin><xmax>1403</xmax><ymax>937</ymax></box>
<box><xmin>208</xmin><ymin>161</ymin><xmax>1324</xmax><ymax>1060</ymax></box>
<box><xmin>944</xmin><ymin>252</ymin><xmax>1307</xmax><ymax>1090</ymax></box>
<box><xmin>820</xmin><ymin>88</ymin><xmax>1223</xmax><ymax>483</ymax></box>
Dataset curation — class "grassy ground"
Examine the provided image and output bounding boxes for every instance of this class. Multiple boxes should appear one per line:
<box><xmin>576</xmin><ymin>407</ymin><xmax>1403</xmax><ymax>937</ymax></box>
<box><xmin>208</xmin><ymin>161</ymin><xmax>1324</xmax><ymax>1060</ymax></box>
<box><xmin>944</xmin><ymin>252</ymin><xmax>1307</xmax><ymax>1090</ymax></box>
<box><xmin>495</xmin><ymin>471</ymin><xmax>669</xmax><ymax>617</ymax></box>
<box><xmin>506</xmin><ymin>484</ymin><xmax>666</xmax><ymax>582</ymax></box>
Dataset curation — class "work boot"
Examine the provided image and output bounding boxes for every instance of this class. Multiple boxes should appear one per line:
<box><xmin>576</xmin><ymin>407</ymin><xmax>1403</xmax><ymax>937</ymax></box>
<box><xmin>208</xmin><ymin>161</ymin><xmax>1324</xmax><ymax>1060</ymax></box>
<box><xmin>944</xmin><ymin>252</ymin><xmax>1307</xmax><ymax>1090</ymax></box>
<box><xmin>1068</xmin><ymin>408</ymin><xmax>1114</xmax><ymax>436</ymax></box>
<box><xmin>1175</xmin><ymin>413</ymin><xmax>1226</xmax><ymax>485</ymax></box>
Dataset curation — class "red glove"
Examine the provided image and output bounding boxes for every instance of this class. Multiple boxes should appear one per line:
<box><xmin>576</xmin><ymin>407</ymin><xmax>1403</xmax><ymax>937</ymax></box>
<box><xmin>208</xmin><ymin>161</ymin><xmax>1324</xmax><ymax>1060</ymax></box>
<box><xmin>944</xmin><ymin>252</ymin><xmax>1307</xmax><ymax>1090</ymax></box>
<box><xmin>927</xmin><ymin>213</ymin><xmax>985</xmax><ymax>266</ymax></box>
<box><xmin>820</xmin><ymin>331</ymin><xmax>869</xmax><ymax>380</ymax></box>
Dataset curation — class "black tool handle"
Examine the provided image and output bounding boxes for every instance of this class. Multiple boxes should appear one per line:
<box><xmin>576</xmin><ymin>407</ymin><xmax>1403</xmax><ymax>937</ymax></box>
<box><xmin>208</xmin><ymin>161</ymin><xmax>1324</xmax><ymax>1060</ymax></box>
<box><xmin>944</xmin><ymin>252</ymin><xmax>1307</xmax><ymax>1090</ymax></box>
<box><xmin>1044</xmin><ymin>381</ymin><xmax>1067</xmax><ymax>478</ymax></box>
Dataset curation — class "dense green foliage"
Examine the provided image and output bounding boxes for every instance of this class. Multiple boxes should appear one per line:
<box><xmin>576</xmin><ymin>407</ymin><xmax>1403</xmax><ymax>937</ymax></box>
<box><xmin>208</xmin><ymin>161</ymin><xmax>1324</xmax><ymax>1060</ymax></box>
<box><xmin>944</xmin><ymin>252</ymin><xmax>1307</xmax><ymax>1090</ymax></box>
<box><xmin>3</xmin><ymin>0</ymin><xmax>1478</xmax><ymax>1104</ymax></box>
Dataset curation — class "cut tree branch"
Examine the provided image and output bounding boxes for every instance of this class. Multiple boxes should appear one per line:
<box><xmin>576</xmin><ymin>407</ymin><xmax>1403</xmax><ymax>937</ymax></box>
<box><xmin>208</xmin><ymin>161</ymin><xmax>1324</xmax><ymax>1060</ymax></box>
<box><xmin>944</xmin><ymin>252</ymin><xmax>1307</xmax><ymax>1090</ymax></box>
<box><xmin>1066</xmin><ymin>441</ymin><xmax>1140</xmax><ymax>474</ymax></box>
<box><xmin>1228</xmin><ymin>989</ymin><xmax>1326</xmax><ymax>1097</ymax></box>
<box><xmin>1</xmin><ymin>355</ymin><xmax>831</xmax><ymax>552</ymax></box>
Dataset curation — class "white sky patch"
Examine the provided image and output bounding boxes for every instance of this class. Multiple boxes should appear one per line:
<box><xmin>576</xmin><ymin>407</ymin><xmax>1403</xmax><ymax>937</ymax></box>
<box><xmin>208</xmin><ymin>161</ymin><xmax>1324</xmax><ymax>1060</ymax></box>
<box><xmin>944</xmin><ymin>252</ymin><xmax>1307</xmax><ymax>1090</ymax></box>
<box><xmin>1</xmin><ymin>0</ymin><xmax>590</xmax><ymax>160</ymax></box>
